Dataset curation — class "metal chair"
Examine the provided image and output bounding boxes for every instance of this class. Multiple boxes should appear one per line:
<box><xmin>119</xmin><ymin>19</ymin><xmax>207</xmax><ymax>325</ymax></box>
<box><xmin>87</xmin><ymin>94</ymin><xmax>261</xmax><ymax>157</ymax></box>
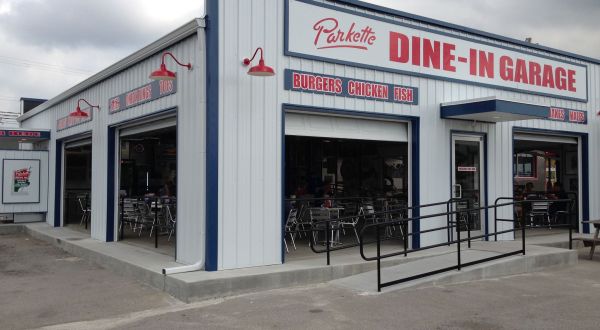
<box><xmin>284</xmin><ymin>208</ymin><xmax>298</xmax><ymax>252</ymax></box>
<box><xmin>309</xmin><ymin>207</ymin><xmax>339</xmax><ymax>247</ymax></box>
<box><xmin>77</xmin><ymin>196</ymin><xmax>91</xmax><ymax>227</ymax></box>
<box><xmin>529</xmin><ymin>200</ymin><xmax>550</xmax><ymax>227</ymax></box>
<box><xmin>165</xmin><ymin>204</ymin><xmax>177</xmax><ymax>241</ymax></box>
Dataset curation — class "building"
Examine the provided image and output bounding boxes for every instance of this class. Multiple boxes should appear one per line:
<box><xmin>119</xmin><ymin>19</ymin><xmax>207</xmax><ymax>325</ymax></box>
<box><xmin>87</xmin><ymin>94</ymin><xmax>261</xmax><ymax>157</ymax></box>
<box><xmin>5</xmin><ymin>0</ymin><xmax>598</xmax><ymax>272</ymax></box>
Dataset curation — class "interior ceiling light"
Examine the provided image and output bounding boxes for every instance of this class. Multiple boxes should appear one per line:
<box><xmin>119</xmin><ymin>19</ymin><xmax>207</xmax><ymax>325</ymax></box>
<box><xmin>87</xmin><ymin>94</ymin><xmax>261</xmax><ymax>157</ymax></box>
<box><xmin>69</xmin><ymin>98</ymin><xmax>99</xmax><ymax>117</ymax></box>
<box><xmin>149</xmin><ymin>51</ymin><xmax>192</xmax><ymax>80</ymax></box>
<box><xmin>243</xmin><ymin>47</ymin><xmax>275</xmax><ymax>76</ymax></box>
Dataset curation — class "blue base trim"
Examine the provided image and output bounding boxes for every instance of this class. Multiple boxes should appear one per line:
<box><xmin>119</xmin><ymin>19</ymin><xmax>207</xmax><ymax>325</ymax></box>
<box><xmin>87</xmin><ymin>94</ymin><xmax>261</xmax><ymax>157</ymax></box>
<box><xmin>54</xmin><ymin>140</ymin><xmax>62</xmax><ymax>227</ymax></box>
<box><xmin>106</xmin><ymin>127</ymin><xmax>115</xmax><ymax>242</ymax></box>
<box><xmin>205</xmin><ymin>0</ymin><xmax>219</xmax><ymax>271</ymax></box>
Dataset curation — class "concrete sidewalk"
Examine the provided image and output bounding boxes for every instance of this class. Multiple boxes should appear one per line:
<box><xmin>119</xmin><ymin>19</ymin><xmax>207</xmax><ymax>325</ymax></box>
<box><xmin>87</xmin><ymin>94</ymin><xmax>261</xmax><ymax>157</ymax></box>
<box><xmin>2</xmin><ymin>223</ymin><xmax>581</xmax><ymax>302</ymax></box>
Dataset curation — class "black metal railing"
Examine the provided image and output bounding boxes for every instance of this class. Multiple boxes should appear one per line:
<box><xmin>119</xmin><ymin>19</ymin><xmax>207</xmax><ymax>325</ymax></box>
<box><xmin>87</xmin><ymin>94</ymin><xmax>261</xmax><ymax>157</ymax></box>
<box><xmin>285</xmin><ymin>197</ymin><xmax>471</xmax><ymax>265</ymax></box>
<box><xmin>358</xmin><ymin>198</ymin><xmax>574</xmax><ymax>292</ymax></box>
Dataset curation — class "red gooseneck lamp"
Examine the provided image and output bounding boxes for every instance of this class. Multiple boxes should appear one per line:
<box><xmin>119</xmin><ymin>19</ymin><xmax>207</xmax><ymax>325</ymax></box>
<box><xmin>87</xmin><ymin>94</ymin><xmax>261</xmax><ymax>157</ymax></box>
<box><xmin>243</xmin><ymin>47</ymin><xmax>275</xmax><ymax>76</ymax></box>
<box><xmin>69</xmin><ymin>98</ymin><xmax>99</xmax><ymax>117</ymax></box>
<box><xmin>149</xmin><ymin>52</ymin><xmax>192</xmax><ymax>80</ymax></box>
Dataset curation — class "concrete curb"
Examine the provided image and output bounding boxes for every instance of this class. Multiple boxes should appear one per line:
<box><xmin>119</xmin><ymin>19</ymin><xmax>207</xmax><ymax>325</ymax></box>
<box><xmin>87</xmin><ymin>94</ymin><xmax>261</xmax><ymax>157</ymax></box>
<box><xmin>0</xmin><ymin>224</ymin><xmax>25</xmax><ymax>235</ymax></box>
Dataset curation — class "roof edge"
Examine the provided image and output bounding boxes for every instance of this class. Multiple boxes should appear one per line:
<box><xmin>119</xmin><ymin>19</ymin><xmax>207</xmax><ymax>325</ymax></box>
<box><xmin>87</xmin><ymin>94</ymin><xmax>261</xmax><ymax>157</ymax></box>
<box><xmin>332</xmin><ymin>0</ymin><xmax>600</xmax><ymax>65</ymax></box>
<box><xmin>18</xmin><ymin>18</ymin><xmax>205</xmax><ymax>123</ymax></box>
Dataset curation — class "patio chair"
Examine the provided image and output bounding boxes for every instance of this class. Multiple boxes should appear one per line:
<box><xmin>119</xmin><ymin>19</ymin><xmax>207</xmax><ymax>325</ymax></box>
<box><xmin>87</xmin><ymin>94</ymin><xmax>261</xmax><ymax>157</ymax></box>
<box><xmin>165</xmin><ymin>204</ymin><xmax>177</xmax><ymax>241</ymax></box>
<box><xmin>309</xmin><ymin>207</ymin><xmax>339</xmax><ymax>247</ymax></box>
<box><xmin>284</xmin><ymin>208</ymin><xmax>298</xmax><ymax>252</ymax></box>
<box><xmin>529</xmin><ymin>200</ymin><xmax>550</xmax><ymax>227</ymax></box>
<box><xmin>77</xmin><ymin>196</ymin><xmax>91</xmax><ymax>227</ymax></box>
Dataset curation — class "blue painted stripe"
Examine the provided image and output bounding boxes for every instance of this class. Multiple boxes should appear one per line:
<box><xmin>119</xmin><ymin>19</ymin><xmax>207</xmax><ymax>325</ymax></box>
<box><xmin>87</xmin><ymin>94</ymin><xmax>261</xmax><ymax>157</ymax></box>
<box><xmin>205</xmin><ymin>0</ymin><xmax>219</xmax><ymax>271</ymax></box>
<box><xmin>106</xmin><ymin>127</ymin><xmax>115</xmax><ymax>242</ymax></box>
<box><xmin>581</xmin><ymin>135</ymin><xmax>590</xmax><ymax>234</ymax></box>
<box><xmin>54</xmin><ymin>140</ymin><xmax>62</xmax><ymax>227</ymax></box>
<box><xmin>411</xmin><ymin>118</ymin><xmax>420</xmax><ymax>249</ymax></box>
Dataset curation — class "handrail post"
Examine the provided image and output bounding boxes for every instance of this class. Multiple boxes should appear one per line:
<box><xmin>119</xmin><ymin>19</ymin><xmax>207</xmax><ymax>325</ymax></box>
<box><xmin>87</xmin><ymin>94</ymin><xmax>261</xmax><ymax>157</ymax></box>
<box><xmin>521</xmin><ymin>215</ymin><xmax>526</xmax><ymax>255</ymax></box>
<box><xmin>376</xmin><ymin>224</ymin><xmax>381</xmax><ymax>292</ymax></box>
<box><xmin>466</xmin><ymin>199</ymin><xmax>471</xmax><ymax>249</ymax></box>
<box><xmin>85</xmin><ymin>194</ymin><xmax>89</xmax><ymax>230</ymax></box>
<box><xmin>457</xmin><ymin>219</ymin><xmax>461</xmax><ymax>271</ymax></box>
<box><xmin>403</xmin><ymin>221</ymin><xmax>408</xmax><ymax>257</ymax></box>
<box><xmin>494</xmin><ymin>202</ymin><xmax>498</xmax><ymax>242</ymax></box>
<box><xmin>447</xmin><ymin>201</ymin><xmax>451</xmax><ymax>246</ymax></box>
<box><xmin>120</xmin><ymin>196</ymin><xmax>124</xmax><ymax>241</ymax></box>
<box><xmin>326</xmin><ymin>220</ymin><xmax>330</xmax><ymax>266</ymax></box>
<box><xmin>154</xmin><ymin>197</ymin><xmax>159</xmax><ymax>249</ymax></box>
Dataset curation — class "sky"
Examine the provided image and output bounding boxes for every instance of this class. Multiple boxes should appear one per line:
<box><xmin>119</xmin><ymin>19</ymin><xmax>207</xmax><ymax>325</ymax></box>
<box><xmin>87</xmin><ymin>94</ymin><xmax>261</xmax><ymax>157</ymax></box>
<box><xmin>0</xmin><ymin>0</ymin><xmax>599</xmax><ymax>114</ymax></box>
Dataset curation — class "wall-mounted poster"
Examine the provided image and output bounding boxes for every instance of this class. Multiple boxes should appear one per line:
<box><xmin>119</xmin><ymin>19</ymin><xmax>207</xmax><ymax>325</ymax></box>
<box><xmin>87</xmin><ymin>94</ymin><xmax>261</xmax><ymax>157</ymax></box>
<box><xmin>2</xmin><ymin>159</ymin><xmax>41</xmax><ymax>204</ymax></box>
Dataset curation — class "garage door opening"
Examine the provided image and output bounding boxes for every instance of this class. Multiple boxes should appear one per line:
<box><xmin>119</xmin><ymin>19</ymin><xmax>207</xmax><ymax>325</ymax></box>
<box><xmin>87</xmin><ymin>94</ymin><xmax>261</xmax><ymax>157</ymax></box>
<box><xmin>63</xmin><ymin>140</ymin><xmax>92</xmax><ymax>233</ymax></box>
<box><xmin>284</xmin><ymin>112</ymin><xmax>410</xmax><ymax>262</ymax></box>
<box><xmin>118</xmin><ymin>121</ymin><xmax>176</xmax><ymax>257</ymax></box>
<box><xmin>513</xmin><ymin>133</ymin><xmax>579</xmax><ymax>234</ymax></box>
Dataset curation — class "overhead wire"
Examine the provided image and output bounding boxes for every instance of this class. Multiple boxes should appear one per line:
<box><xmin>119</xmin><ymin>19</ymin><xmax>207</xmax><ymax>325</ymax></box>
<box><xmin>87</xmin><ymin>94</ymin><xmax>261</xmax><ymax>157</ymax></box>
<box><xmin>0</xmin><ymin>55</ymin><xmax>94</xmax><ymax>76</ymax></box>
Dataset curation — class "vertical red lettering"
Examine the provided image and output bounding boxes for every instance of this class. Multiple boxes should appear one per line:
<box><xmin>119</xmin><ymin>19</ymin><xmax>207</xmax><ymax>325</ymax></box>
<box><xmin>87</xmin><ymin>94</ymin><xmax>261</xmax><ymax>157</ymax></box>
<box><xmin>528</xmin><ymin>62</ymin><xmax>541</xmax><ymax>86</ymax></box>
<box><xmin>389</xmin><ymin>32</ymin><xmax>409</xmax><ymax>63</ymax></box>
<box><xmin>478</xmin><ymin>51</ymin><xmax>494</xmax><ymax>78</ymax></box>
<box><xmin>499</xmin><ymin>56</ymin><xmax>513</xmax><ymax>81</ymax></box>
<box><xmin>411</xmin><ymin>36</ymin><xmax>421</xmax><ymax>66</ymax></box>
<box><xmin>542</xmin><ymin>65</ymin><xmax>555</xmax><ymax>88</ymax></box>
<box><xmin>423</xmin><ymin>39</ymin><xmax>440</xmax><ymax>69</ymax></box>
<box><xmin>555</xmin><ymin>67</ymin><xmax>567</xmax><ymax>90</ymax></box>
<box><xmin>567</xmin><ymin>69</ymin><xmax>576</xmax><ymax>92</ymax></box>
<box><xmin>514</xmin><ymin>59</ymin><xmax>528</xmax><ymax>84</ymax></box>
<box><xmin>469</xmin><ymin>49</ymin><xmax>477</xmax><ymax>76</ymax></box>
<box><xmin>442</xmin><ymin>43</ymin><xmax>456</xmax><ymax>72</ymax></box>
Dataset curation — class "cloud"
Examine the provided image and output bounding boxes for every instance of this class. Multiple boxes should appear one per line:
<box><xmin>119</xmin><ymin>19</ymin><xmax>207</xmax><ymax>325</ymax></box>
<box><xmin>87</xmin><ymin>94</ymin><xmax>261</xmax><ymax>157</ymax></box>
<box><xmin>0</xmin><ymin>0</ymin><xmax>203</xmax><ymax>49</ymax></box>
<box><xmin>0</xmin><ymin>0</ymin><xmax>203</xmax><ymax>112</ymax></box>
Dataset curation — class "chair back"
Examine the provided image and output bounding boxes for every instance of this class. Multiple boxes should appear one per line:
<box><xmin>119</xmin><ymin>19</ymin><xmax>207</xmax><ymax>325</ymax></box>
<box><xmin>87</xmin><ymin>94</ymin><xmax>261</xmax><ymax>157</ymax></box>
<box><xmin>531</xmin><ymin>201</ymin><xmax>549</xmax><ymax>213</ymax></box>
<box><xmin>285</xmin><ymin>209</ymin><xmax>298</xmax><ymax>227</ymax></box>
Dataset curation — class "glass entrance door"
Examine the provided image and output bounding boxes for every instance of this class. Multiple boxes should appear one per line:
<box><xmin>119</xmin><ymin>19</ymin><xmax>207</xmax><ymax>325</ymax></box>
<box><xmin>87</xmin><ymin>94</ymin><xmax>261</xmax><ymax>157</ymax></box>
<box><xmin>452</xmin><ymin>134</ymin><xmax>485</xmax><ymax>236</ymax></box>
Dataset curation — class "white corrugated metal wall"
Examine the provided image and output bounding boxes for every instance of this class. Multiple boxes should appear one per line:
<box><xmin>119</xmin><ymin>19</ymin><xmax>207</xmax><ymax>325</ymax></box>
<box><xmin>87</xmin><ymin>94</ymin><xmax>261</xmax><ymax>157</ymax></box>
<box><xmin>218</xmin><ymin>0</ymin><xmax>599</xmax><ymax>269</ymax></box>
<box><xmin>20</xmin><ymin>31</ymin><xmax>206</xmax><ymax>265</ymax></box>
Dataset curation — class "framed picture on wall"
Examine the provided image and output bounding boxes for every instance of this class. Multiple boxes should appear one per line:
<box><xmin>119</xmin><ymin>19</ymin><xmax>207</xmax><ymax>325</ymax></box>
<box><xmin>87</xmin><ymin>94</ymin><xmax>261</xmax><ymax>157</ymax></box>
<box><xmin>565</xmin><ymin>152</ymin><xmax>578</xmax><ymax>175</ymax></box>
<box><xmin>2</xmin><ymin>159</ymin><xmax>41</xmax><ymax>204</ymax></box>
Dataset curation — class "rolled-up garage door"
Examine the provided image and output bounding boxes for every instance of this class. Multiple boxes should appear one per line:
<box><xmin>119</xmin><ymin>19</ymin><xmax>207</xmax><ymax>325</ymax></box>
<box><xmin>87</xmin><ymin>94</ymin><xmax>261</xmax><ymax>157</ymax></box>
<box><xmin>285</xmin><ymin>112</ymin><xmax>408</xmax><ymax>142</ymax></box>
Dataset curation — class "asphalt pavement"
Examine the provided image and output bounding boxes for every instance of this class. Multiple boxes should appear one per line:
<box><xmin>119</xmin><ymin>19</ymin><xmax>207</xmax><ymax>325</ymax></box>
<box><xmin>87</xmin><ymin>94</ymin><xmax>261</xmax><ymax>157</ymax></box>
<box><xmin>2</xmin><ymin>231</ymin><xmax>600</xmax><ymax>330</ymax></box>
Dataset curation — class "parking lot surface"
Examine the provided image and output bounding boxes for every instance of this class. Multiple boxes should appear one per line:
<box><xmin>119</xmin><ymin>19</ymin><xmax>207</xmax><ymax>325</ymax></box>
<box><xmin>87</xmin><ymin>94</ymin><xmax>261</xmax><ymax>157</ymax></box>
<box><xmin>1</xmin><ymin>232</ymin><xmax>600</xmax><ymax>330</ymax></box>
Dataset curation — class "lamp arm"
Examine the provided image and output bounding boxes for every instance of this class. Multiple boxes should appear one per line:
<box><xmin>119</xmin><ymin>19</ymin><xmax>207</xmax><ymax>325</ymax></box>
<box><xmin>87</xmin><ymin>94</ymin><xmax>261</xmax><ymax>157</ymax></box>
<box><xmin>162</xmin><ymin>52</ymin><xmax>192</xmax><ymax>70</ymax></box>
<box><xmin>78</xmin><ymin>99</ymin><xmax>100</xmax><ymax>110</ymax></box>
<box><xmin>243</xmin><ymin>47</ymin><xmax>264</xmax><ymax>65</ymax></box>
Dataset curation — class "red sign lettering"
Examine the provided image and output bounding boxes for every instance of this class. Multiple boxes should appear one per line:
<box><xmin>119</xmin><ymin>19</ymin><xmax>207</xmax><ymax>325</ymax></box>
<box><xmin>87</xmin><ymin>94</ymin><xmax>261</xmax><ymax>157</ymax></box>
<box><xmin>313</xmin><ymin>17</ymin><xmax>376</xmax><ymax>50</ymax></box>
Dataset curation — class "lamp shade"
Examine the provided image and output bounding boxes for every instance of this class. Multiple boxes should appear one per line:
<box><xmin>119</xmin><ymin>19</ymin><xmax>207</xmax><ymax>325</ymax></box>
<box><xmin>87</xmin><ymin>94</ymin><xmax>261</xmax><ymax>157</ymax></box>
<box><xmin>243</xmin><ymin>47</ymin><xmax>275</xmax><ymax>77</ymax></box>
<box><xmin>149</xmin><ymin>63</ymin><xmax>177</xmax><ymax>80</ymax></box>
<box><xmin>248</xmin><ymin>59</ymin><xmax>275</xmax><ymax>76</ymax></box>
<box><xmin>69</xmin><ymin>106</ymin><xmax>89</xmax><ymax>118</ymax></box>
